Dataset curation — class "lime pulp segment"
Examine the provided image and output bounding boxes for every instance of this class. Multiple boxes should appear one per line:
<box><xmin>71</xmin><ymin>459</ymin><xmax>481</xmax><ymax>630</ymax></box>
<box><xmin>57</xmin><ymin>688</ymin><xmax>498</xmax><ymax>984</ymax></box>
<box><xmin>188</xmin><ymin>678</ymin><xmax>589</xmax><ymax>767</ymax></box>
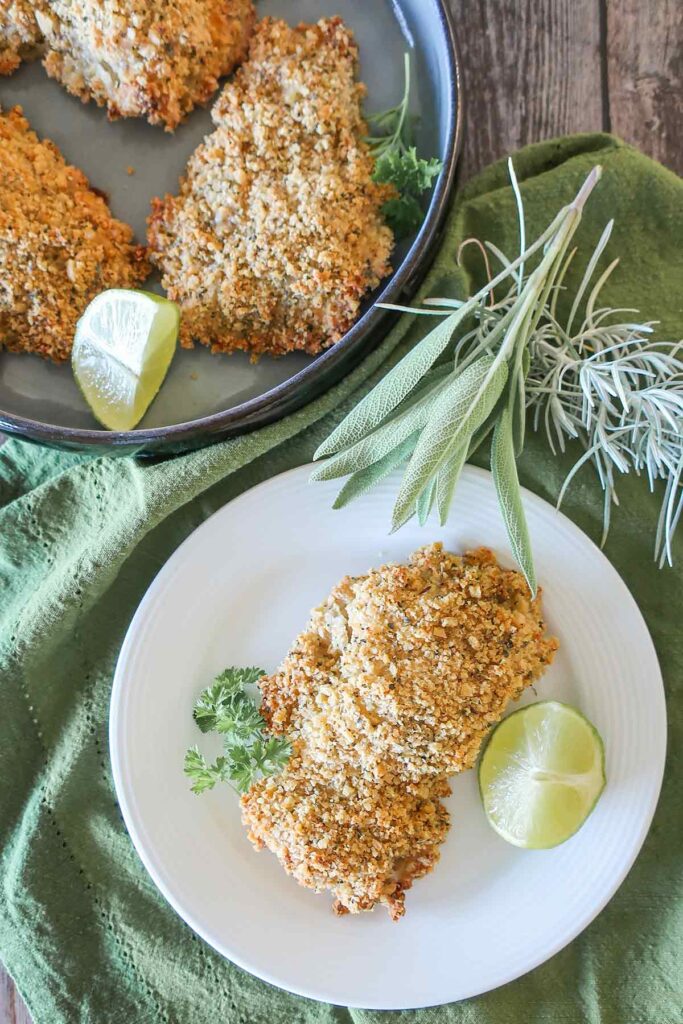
<box><xmin>72</xmin><ymin>289</ymin><xmax>179</xmax><ymax>431</ymax></box>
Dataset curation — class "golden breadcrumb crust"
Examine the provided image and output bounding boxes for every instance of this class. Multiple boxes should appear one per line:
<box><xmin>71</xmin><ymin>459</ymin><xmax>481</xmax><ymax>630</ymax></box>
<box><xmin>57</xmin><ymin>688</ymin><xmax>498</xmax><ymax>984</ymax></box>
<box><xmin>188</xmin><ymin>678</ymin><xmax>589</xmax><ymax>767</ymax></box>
<box><xmin>241</xmin><ymin>544</ymin><xmax>559</xmax><ymax>919</ymax></box>
<box><xmin>0</xmin><ymin>106</ymin><xmax>149</xmax><ymax>361</ymax></box>
<box><xmin>148</xmin><ymin>16</ymin><xmax>395</xmax><ymax>357</ymax></box>
<box><xmin>0</xmin><ymin>1</ymin><xmax>41</xmax><ymax>74</ymax></box>
<box><xmin>0</xmin><ymin>0</ymin><xmax>255</xmax><ymax>130</ymax></box>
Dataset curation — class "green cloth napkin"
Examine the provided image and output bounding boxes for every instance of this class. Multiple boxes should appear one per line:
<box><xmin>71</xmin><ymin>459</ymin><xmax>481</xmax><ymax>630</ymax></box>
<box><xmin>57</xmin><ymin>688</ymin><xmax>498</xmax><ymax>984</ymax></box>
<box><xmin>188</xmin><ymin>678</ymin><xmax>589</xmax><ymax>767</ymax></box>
<box><xmin>1</xmin><ymin>134</ymin><xmax>681</xmax><ymax>1024</ymax></box>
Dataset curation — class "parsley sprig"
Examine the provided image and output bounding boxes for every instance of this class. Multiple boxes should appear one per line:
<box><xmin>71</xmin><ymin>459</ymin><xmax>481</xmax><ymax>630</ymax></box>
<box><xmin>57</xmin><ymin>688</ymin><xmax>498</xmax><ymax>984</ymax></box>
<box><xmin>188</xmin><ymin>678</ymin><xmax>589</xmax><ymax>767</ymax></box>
<box><xmin>184</xmin><ymin>667</ymin><xmax>291</xmax><ymax>795</ymax></box>
<box><xmin>366</xmin><ymin>53</ymin><xmax>443</xmax><ymax>238</ymax></box>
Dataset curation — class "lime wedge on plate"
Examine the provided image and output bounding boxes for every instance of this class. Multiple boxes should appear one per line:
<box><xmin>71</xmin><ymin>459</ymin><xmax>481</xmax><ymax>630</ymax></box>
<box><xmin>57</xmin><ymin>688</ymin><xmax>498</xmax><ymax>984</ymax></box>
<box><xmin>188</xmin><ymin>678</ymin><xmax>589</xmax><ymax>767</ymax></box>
<box><xmin>72</xmin><ymin>289</ymin><xmax>179</xmax><ymax>431</ymax></box>
<box><xmin>478</xmin><ymin>700</ymin><xmax>606</xmax><ymax>849</ymax></box>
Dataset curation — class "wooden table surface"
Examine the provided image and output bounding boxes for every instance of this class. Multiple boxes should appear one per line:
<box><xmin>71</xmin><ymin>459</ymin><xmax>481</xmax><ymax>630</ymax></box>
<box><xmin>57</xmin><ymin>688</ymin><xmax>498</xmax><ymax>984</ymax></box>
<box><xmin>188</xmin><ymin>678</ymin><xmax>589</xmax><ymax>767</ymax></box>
<box><xmin>1</xmin><ymin>0</ymin><xmax>680</xmax><ymax>1020</ymax></box>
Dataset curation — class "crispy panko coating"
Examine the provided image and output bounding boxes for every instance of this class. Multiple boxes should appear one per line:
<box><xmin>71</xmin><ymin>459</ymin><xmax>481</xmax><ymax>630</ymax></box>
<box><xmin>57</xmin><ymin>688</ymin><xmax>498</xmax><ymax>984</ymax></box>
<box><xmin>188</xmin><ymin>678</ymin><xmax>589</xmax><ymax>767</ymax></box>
<box><xmin>0</xmin><ymin>106</ymin><xmax>149</xmax><ymax>361</ymax></box>
<box><xmin>0</xmin><ymin>0</ymin><xmax>255</xmax><ymax>130</ymax></box>
<box><xmin>148</xmin><ymin>16</ymin><xmax>395</xmax><ymax>358</ymax></box>
<box><xmin>241</xmin><ymin>544</ymin><xmax>559</xmax><ymax>920</ymax></box>
<box><xmin>0</xmin><ymin>1</ymin><xmax>41</xmax><ymax>74</ymax></box>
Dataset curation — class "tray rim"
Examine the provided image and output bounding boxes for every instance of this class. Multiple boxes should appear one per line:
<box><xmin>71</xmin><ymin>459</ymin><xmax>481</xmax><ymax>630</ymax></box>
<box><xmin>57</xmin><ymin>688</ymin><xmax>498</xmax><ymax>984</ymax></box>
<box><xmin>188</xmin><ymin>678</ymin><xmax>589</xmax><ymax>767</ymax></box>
<box><xmin>0</xmin><ymin>0</ymin><xmax>464</xmax><ymax>454</ymax></box>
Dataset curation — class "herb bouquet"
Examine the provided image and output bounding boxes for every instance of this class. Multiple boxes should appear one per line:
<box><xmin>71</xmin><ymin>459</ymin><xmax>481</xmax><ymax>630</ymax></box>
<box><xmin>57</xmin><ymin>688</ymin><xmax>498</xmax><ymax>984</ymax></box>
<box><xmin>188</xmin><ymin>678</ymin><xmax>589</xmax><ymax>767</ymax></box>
<box><xmin>311</xmin><ymin>163</ymin><xmax>683</xmax><ymax>593</ymax></box>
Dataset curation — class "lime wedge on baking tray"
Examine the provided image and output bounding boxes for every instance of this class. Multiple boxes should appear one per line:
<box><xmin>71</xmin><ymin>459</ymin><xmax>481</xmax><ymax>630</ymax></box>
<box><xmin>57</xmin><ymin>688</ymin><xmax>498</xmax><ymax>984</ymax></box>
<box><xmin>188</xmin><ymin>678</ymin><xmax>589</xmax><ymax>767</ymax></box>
<box><xmin>478</xmin><ymin>700</ymin><xmax>606</xmax><ymax>849</ymax></box>
<box><xmin>72</xmin><ymin>289</ymin><xmax>179</xmax><ymax>431</ymax></box>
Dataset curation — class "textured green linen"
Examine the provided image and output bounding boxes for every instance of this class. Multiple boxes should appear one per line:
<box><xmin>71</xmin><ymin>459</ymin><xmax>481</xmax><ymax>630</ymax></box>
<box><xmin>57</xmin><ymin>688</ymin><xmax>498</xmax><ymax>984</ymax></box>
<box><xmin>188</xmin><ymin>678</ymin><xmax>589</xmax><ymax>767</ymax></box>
<box><xmin>0</xmin><ymin>134</ymin><xmax>681</xmax><ymax>1024</ymax></box>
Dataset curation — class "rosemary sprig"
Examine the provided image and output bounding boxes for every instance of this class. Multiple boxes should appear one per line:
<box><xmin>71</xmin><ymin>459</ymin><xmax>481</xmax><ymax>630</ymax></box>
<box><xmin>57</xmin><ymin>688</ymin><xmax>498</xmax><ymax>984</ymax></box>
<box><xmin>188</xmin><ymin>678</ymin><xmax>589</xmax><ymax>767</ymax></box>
<box><xmin>366</xmin><ymin>53</ymin><xmax>443</xmax><ymax>238</ymax></box>
<box><xmin>431</xmin><ymin>192</ymin><xmax>683</xmax><ymax>566</ymax></box>
<box><xmin>525</xmin><ymin>288</ymin><xmax>683</xmax><ymax>566</ymax></box>
<box><xmin>312</xmin><ymin>162</ymin><xmax>683</xmax><ymax>587</ymax></box>
<box><xmin>184</xmin><ymin>667</ymin><xmax>291</xmax><ymax>795</ymax></box>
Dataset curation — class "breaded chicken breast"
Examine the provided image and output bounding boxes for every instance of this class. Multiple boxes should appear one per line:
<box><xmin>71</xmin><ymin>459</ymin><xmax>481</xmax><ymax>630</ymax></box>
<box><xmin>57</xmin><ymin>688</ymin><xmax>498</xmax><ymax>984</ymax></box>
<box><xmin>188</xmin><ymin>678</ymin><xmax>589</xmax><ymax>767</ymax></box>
<box><xmin>241</xmin><ymin>545</ymin><xmax>558</xmax><ymax>919</ymax></box>
<box><xmin>0</xmin><ymin>106</ymin><xmax>149</xmax><ymax>361</ymax></box>
<box><xmin>0</xmin><ymin>0</ymin><xmax>255</xmax><ymax>130</ymax></box>
<box><xmin>148</xmin><ymin>16</ymin><xmax>395</xmax><ymax>358</ymax></box>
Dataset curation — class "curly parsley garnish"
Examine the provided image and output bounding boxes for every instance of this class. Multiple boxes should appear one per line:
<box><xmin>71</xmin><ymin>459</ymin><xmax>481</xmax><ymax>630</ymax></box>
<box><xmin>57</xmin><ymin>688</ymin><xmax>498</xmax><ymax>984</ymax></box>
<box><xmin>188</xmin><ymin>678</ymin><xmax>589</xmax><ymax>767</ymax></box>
<box><xmin>184</xmin><ymin>667</ymin><xmax>291</xmax><ymax>795</ymax></box>
<box><xmin>366</xmin><ymin>53</ymin><xmax>443</xmax><ymax>238</ymax></box>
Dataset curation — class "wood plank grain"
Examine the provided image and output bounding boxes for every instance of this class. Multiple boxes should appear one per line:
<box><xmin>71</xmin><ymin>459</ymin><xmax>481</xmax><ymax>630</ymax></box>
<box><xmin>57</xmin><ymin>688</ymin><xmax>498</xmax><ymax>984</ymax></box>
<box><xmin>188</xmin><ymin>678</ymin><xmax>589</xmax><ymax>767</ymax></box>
<box><xmin>448</xmin><ymin>0</ymin><xmax>605</xmax><ymax>180</ymax></box>
<box><xmin>606</xmin><ymin>0</ymin><xmax>682</xmax><ymax>174</ymax></box>
<box><xmin>0</xmin><ymin>967</ymin><xmax>31</xmax><ymax>1024</ymax></box>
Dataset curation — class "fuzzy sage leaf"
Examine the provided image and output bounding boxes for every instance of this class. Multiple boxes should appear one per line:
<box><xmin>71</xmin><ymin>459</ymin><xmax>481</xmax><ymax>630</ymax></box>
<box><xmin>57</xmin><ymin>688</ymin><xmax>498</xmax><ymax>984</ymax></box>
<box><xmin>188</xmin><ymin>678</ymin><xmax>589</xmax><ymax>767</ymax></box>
<box><xmin>512</xmin><ymin>347</ymin><xmax>531</xmax><ymax>456</ymax></box>
<box><xmin>435</xmin><ymin>445</ymin><xmax>468</xmax><ymax>526</ymax></box>
<box><xmin>332</xmin><ymin>433</ymin><xmax>419</xmax><ymax>509</ymax></box>
<box><xmin>311</xmin><ymin>367</ymin><xmax>450</xmax><ymax>482</ymax></box>
<box><xmin>315</xmin><ymin>311</ymin><xmax>464</xmax><ymax>458</ymax></box>
<box><xmin>416</xmin><ymin>477</ymin><xmax>437</xmax><ymax>526</ymax></box>
<box><xmin>392</xmin><ymin>355</ymin><xmax>509</xmax><ymax>530</ymax></box>
<box><xmin>491</xmin><ymin>406</ymin><xmax>537</xmax><ymax>596</ymax></box>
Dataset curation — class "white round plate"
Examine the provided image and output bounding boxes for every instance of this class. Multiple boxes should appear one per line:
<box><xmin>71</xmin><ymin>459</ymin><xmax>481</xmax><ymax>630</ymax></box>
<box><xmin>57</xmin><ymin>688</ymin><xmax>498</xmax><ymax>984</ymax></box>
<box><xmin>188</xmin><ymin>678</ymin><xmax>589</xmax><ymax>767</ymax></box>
<box><xmin>110</xmin><ymin>464</ymin><xmax>666</xmax><ymax>1010</ymax></box>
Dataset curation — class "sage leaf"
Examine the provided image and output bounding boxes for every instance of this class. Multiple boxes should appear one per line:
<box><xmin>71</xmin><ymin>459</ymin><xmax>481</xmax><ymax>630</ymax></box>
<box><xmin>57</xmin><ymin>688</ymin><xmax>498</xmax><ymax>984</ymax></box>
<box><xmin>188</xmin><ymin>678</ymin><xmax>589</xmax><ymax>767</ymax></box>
<box><xmin>332</xmin><ymin>434</ymin><xmax>418</xmax><ymax>509</ymax></box>
<box><xmin>512</xmin><ymin>347</ymin><xmax>531</xmax><ymax>456</ymax></box>
<box><xmin>315</xmin><ymin>310</ymin><xmax>467</xmax><ymax>458</ymax></box>
<box><xmin>311</xmin><ymin>374</ymin><xmax>449</xmax><ymax>482</ymax></box>
<box><xmin>417</xmin><ymin>478</ymin><xmax>436</xmax><ymax>525</ymax></box>
<box><xmin>392</xmin><ymin>354</ymin><xmax>509</xmax><ymax>530</ymax></box>
<box><xmin>492</xmin><ymin>405</ymin><xmax>537</xmax><ymax>596</ymax></box>
<box><xmin>468</xmin><ymin>415</ymin><xmax>497</xmax><ymax>458</ymax></box>
<box><xmin>435</xmin><ymin>445</ymin><xmax>467</xmax><ymax>526</ymax></box>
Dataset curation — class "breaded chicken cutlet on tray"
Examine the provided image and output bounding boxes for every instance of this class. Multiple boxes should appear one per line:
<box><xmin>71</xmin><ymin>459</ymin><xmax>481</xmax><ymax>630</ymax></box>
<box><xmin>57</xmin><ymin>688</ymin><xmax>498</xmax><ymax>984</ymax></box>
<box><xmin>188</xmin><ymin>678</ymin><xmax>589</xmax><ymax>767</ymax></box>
<box><xmin>0</xmin><ymin>0</ymin><xmax>255</xmax><ymax>129</ymax></box>
<box><xmin>148</xmin><ymin>17</ymin><xmax>395</xmax><ymax>358</ymax></box>
<box><xmin>0</xmin><ymin>106</ymin><xmax>149</xmax><ymax>361</ymax></box>
<box><xmin>241</xmin><ymin>544</ymin><xmax>558</xmax><ymax>919</ymax></box>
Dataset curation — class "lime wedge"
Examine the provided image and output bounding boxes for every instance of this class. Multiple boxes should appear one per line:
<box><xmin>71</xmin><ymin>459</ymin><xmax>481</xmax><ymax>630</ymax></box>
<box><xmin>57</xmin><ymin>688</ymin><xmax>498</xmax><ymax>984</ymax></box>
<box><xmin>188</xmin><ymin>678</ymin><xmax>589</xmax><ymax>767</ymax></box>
<box><xmin>72</xmin><ymin>289</ymin><xmax>179</xmax><ymax>431</ymax></box>
<box><xmin>478</xmin><ymin>700</ymin><xmax>606</xmax><ymax>849</ymax></box>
